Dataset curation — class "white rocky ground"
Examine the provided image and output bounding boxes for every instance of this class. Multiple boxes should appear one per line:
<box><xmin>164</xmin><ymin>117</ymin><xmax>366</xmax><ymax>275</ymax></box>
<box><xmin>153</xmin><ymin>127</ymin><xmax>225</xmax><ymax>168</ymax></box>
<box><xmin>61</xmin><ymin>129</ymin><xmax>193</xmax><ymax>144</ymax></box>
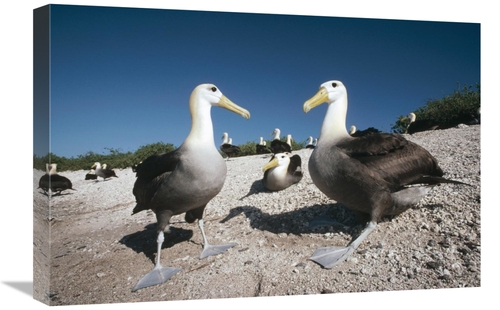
<box><xmin>33</xmin><ymin>125</ymin><xmax>480</xmax><ymax>306</ymax></box>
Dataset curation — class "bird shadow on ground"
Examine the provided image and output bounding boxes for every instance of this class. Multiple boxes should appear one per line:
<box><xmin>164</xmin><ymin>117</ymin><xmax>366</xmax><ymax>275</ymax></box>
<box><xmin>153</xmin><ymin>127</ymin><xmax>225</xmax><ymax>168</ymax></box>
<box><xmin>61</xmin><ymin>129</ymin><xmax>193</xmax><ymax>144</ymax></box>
<box><xmin>220</xmin><ymin>204</ymin><xmax>362</xmax><ymax>237</ymax></box>
<box><xmin>238</xmin><ymin>179</ymin><xmax>269</xmax><ymax>200</ymax></box>
<box><xmin>119</xmin><ymin>224</ymin><xmax>193</xmax><ymax>264</ymax></box>
<box><xmin>39</xmin><ymin>191</ymin><xmax>74</xmax><ymax>197</ymax></box>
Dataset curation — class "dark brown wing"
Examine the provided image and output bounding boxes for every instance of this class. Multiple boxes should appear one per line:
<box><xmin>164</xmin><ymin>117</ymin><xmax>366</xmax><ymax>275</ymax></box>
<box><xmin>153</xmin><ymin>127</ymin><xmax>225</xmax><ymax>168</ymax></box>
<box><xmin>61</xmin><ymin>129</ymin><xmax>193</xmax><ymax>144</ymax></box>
<box><xmin>132</xmin><ymin>149</ymin><xmax>182</xmax><ymax>214</ymax></box>
<box><xmin>50</xmin><ymin>174</ymin><xmax>73</xmax><ymax>191</ymax></box>
<box><xmin>287</xmin><ymin>154</ymin><xmax>302</xmax><ymax>176</ymax></box>
<box><xmin>336</xmin><ymin>133</ymin><xmax>443</xmax><ymax>190</ymax></box>
<box><xmin>134</xmin><ymin>149</ymin><xmax>181</xmax><ymax>180</ymax></box>
<box><xmin>270</xmin><ymin>139</ymin><xmax>291</xmax><ymax>153</ymax></box>
<box><xmin>220</xmin><ymin>143</ymin><xmax>241</xmax><ymax>157</ymax></box>
<box><xmin>38</xmin><ymin>174</ymin><xmax>50</xmax><ymax>191</ymax></box>
<box><xmin>337</xmin><ymin>133</ymin><xmax>407</xmax><ymax>156</ymax></box>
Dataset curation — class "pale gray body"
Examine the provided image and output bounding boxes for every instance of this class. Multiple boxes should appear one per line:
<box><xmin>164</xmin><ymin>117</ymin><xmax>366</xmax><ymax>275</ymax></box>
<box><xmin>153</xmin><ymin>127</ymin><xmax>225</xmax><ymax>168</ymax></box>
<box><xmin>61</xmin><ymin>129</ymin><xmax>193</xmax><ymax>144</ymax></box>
<box><xmin>133</xmin><ymin>143</ymin><xmax>226</xmax><ymax>232</ymax></box>
<box><xmin>262</xmin><ymin>153</ymin><xmax>302</xmax><ymax>192</ymax></box>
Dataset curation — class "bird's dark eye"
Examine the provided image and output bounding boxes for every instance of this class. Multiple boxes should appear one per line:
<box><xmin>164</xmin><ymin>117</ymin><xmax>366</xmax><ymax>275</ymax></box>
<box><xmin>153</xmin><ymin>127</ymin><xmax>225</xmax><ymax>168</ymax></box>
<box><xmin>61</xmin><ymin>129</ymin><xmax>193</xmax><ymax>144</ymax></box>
<box><xmin>211</xmin><ymin>87</ymin><xmax>217</xmax><ymax>92</ymax></box>
<box><xmin>332</xmin><ymin>82</ymin><xmax>337</xmax><ymax>87</ymax></box>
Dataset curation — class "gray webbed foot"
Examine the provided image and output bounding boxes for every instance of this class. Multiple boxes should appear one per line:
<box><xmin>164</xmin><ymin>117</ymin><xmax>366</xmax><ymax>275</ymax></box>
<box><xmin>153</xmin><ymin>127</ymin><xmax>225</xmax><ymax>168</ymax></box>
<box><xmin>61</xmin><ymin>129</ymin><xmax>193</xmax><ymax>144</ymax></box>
<box><xmin>200</xmin><ymin>243</ymin><xmax>237</xmax><ymax>259</ymax></box>
<box><xmin>309</xmin><ymin>245</ymin><xmax>355</xmax><ymax>269</ymax></box>
<box><xmin>132</xmin><ymin>265</ymin><xmax>181</xmax><ymax>291</ymax></box>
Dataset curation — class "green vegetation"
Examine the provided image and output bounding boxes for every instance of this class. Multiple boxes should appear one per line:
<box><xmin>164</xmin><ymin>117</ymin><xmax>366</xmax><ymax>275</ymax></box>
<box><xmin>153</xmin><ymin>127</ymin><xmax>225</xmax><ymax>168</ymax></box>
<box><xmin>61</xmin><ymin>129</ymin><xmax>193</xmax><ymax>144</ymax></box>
<box><xmin>34</xmin><ymin>139</ymin><xmax>309</xmax><ymax>172</ymax></box>
<box><xmin>33</xmin><ymin>142</ymin><xmax>175</xmax><ymax>172</ymax></box>
<box><xmin>391</xmin><ymin>83</ymin><xmax>480</xmax><ymax>133</ymax></box>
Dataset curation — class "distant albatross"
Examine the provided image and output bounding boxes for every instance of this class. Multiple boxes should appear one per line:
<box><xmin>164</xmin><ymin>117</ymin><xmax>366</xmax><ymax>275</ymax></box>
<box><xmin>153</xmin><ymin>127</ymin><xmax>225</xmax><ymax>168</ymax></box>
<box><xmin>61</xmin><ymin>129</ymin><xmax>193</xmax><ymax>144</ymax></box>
<box><xmin>256</xmin><ymin>137</ymin><xmax>271</xmax><ymax>154</ymax></box>
<box><xmin>303</xmin><ymin>80</ymin><xmax>466</xmax><ymax>269</ymax></box>
<box><xmin>349</xmin><ymin>125</ymin><xmax>382</xmax><ymax>137</ymax></box>
<box><xmin>262</xmin><ymin>152</ymin><xmax>303</xmax><ymax>191</ymax></box>
<box><xmin>91</xmin><ymin>162</ymin><xmax>118</xmax><ymax>181</ymax></box>
<box><xmin>404</xmin><ymin>112</ymin><xmax>440</xmax><ymax>134</ymax></box>
<box><xmin>131</xmin><ymin>83</ymin><xmax>250</xmax><ymax>291</ymax></box>
<box><xmin>305</xmin><ymin>136</ymin><xmax>315</xmax><ymax>149</ymax></box>
<box><xmin>84</xmin><ymin>169</ymin><xmax>98</xmax><ymax>180</ymax></box>
<box><xmin>270</xmin><ymin>128</ymin><xmax>292</xmax><ymax>154</ymax></box>
<box><xmin>220</xmin><ymin>132</ymin><xmax>241</xmax><ymax>159</ymax></box>
<box><xmin>38</xmin><ymin>163</ymin><xmax>75</xmax><ymax>196</ymax></box>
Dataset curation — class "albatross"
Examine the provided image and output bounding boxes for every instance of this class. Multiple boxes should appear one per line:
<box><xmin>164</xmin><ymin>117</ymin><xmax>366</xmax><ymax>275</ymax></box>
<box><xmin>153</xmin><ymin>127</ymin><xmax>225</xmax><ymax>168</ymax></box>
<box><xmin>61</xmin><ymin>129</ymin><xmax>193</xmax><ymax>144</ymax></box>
<box><xmin>404</xmin><ymin>112</ymin><xmax>440</xmax><ymax>134</ymax></box>
<box><xmin>270</xmin><ymin>128</ymin><xmax>292</xmax><ymax>154</ymax></box>
<box><xmin>303</xmin><ymin>80</ymin><xmax>466</xmax><ymax>269</ymax></box>
<box><xmin>91</xmin><ymin>162</ymin><xmax>118</xmax><ymax>181</ymax></box>
<box><xmin>305</xmin><ymin>136</ymin><xmax>315</xmax><ymax>149</ymax></box>
<box><xmin>220</xmin><ymin>132</ymin><xmax>241</xmax><ymax>159</ymax></box>
<box><xmin>256</xmin><ymin>137</ymin><xmax>271</xmax><ymax>154</ymax></box>
<box><xmin>262</xmin><ymin>152</ymin><xmax>303</xmax><ymax>191</ymax></box>
<box><xmin>131</xmin><ymin>83</ymin><xmax>250</xmax><ymax>291</ymax></box>
<box><xmin>349</xmin><ymin>125</ymin><xmax>382</xmax><ymax>137</ymax></box>
<box><xmin>84</xmin><ymin>169</ymin><xmax>98</xmax><ymax>180</ymax></box>
<box><xmin>38</xmin><ymin>163</ymin><xmax>75</xmax><ymax>196</ymax></box>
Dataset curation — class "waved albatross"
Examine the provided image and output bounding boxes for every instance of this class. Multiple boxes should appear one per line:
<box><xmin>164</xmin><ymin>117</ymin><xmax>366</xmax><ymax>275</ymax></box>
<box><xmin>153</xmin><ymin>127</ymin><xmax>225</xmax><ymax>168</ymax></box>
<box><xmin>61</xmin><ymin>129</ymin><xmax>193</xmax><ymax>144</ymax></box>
<box><xmin>91</xmin><ymin>162</ymin><xmax>118</xmax><ymax>181</ymax></box>
<box><xmin>220</xmin><ymin>132</ymin><xmax>241</xmax><ymax>159</ymax></box>
<box><xmin>131</xmin><ymin>83</ymin><xmax>250</xmax><ymax>291</ymax></box>
<box><xmin>270</xmin><ymin>128</ymin><xmax>292</xmax><ymax>154</ymax></box>
<box><xmin>303</xmin><ymin>80</ymin><xmax>466</xmax><ymax>269</ymax></box>
<box><xmin>262</xmin><ymin>152</ymin><xmax>303</xmax><ymax>191</ymax></box>
<box><xmin>256</xmin><ymin>137</ymin><xmax>272</xmax><ymax>154</ymax></box>
<box><xmin>38</xmin><ymin>163</ymin><xmax>75</xmax><ymax>196</ymax></box>
<box><xmin>349</xmin><ymin>125</ymin><xmax>382</xmax><ymax>137</ymax></box>
<box><xmin>305</xmin><ymin>136</ymin><xmax>315</xmax><ymax>149</ymax></box>
<box><xmin>84</xmin><ymin>169</ymin><xmax>98</xmax><ymax>180</ymax></box>
<box><xmin>404</xmin><ymin>112</ymin><xmax>440</xmax><ymax>134</ymax></box>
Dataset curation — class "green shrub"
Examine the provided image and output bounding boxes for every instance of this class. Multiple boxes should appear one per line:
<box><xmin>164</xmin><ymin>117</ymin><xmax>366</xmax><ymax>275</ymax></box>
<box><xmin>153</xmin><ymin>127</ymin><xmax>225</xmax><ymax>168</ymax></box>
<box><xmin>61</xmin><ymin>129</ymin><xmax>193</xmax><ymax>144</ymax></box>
<box><xmin>33</xmin><ymin>142</ymin><xmax>176</xmax><ymax>172</ymax></box>
<box><xmin>391</xmin><ymin>83</ymin><xmax>480</xmax><ymax>133</ymax></box>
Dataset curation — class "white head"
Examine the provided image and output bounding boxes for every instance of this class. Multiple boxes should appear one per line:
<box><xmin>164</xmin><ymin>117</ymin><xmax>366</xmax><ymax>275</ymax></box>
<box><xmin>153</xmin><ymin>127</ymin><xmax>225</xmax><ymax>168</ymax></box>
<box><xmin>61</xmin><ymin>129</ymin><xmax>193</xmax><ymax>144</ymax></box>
<box><xmin>221</xmin><ymin>132</ymin><xmax>229</xmax><ymax>144</ymax></box>
<box><xmin>270</xmin><ymin>128</ymin><xmax>281</xmax><ymax>139</ymax></box>
<box><xmin>303</xmin><ymin>80</ymin><xmax>350</xmax><ymax>143</ymax></box>
<box><xmin>190</xmin><ymin>84</ymin><xmax>250</xmax><ymax>118</ymax></box>
<box><xmin>48</xmin><ymin>163</ymin><xmax>58</xmax><ymax>174</ymax></box>
<box><xmin>262</xmin><ymin>152</ymin><xmax>291</xmax><ymax>172</ymax></box>
<box><xmin>303</xmin><ymin>80</ymin><xmax>348</xmax><ymax>113</ymax></box>
<box><xmin>349</xmin><ymin>125</ymin><xmax>357</xmax><ymax>135</ymax></box>
<box><xmin>186</xmin><ymin>84</ymin><xmax>250</xmax><ymax>146</ymax></box>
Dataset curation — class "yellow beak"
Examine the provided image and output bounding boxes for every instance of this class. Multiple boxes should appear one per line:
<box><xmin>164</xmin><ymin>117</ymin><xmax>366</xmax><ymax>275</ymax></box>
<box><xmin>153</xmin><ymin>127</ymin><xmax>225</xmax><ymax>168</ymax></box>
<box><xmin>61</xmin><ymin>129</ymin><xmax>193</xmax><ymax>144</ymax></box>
<box><xmin>303</xmin><ymin>87</ymin><xmax>329</xmax><ymax>113</ymax></box>
<box><xmin>262</xmin><ymin>156</ymin><xmax>279</xmax><ymax>172</ymax></box>
<box><xmin>219</xmin><ymin>95</ymin><xmax>251</xmax><ymax>120</ymax></box>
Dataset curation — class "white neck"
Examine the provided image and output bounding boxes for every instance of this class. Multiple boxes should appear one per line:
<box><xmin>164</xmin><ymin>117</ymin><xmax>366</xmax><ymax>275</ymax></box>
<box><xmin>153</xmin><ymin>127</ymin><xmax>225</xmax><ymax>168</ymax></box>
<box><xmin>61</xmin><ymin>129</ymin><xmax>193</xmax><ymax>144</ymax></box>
<box><xmin>185</xmin><ymin>98</ymin><xmax>215</xmax><ymax>149</ymax></box>
<box><xmin>273</xmin><ymin>129</ymin><xmax>280</xmax><ymax>140</ymax></box>
<box><xmin>318</xmin><ymin>95</ymin><xmax>350</xmax><ymax>145</ymax></box>
<box><xmin>221</xmin><ymin>133</ymin><xmax>229</xmax><ymax>145</ymax></box>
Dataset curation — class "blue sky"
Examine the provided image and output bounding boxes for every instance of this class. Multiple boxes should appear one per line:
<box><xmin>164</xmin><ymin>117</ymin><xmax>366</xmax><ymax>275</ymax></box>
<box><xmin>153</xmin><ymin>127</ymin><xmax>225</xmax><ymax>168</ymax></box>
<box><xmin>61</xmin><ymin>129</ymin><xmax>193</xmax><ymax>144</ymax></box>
<box><xmin>36</xmin><ymin>4</ymin><xmax>480</xmax><ymax>158</ymax></box>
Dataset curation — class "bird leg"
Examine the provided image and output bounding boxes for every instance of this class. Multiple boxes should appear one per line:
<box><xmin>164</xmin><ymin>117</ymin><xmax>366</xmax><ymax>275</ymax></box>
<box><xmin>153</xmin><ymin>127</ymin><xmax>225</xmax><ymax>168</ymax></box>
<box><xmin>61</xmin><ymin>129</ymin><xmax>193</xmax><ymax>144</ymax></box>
<box><xmin>132</xmin><ymin>231</ymin><xmax>181</xmax><ymax>291</ymax></box>
<box><xmin>198</xmin><ymin>219</ymin><xmax>237</xmax><ymax>259</ymax></box>
<box><xmin>309</xmin><ymin>221</ymin><xmax>377</xmax><ymax>269</ymax></box>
